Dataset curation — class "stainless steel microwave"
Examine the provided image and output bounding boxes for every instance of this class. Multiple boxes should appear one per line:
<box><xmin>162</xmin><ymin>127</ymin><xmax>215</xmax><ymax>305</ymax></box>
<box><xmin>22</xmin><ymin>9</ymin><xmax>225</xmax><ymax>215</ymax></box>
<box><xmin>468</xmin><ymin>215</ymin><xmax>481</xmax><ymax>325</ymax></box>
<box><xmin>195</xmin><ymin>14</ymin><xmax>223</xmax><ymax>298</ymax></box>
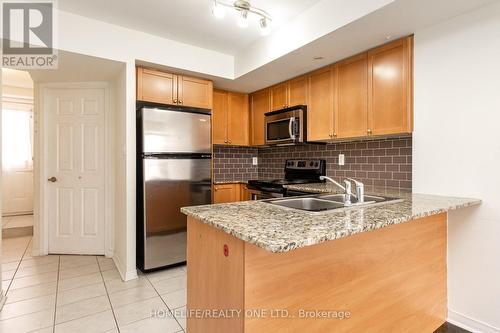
<box><xmin>264</xmin><ymin>105</ymin><xmax>306</xmax><ymax>145</ymax></box>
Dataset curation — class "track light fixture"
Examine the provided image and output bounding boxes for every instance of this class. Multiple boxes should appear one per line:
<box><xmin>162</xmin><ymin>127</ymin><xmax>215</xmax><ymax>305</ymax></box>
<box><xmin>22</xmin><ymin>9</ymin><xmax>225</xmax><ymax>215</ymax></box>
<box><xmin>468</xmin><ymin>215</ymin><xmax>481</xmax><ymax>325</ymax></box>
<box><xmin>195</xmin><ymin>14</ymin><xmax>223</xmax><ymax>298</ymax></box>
<box><xmin>212</xmin><ymin>0</ymin><xmax>272</xmax><ymax>35</ymax></box>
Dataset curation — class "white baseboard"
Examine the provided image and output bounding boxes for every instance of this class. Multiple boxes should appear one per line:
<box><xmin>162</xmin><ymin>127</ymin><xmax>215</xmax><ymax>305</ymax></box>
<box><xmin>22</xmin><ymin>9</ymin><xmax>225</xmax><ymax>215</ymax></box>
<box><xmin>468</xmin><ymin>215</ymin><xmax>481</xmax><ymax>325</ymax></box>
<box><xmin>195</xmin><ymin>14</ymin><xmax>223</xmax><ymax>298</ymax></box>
<box><xmin>112</xmin><ymin>254</ymin><xmax>138</xmax><ymax>282</ymax></box>
<box><xmin>448</xmin><ymin>309</ymin><xmax>500</xmax><ymax>333</ymax></box>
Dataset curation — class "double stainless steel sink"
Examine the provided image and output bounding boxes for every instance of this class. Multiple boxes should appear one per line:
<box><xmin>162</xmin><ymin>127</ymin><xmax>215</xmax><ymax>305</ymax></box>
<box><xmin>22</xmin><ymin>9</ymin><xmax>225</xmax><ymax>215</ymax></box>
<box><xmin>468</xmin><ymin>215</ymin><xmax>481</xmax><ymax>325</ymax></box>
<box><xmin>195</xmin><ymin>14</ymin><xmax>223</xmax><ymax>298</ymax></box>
<box><xmin>267</xmin><ymin>193</ymin><xmax>402</xmax><ymax>212</ymax></box>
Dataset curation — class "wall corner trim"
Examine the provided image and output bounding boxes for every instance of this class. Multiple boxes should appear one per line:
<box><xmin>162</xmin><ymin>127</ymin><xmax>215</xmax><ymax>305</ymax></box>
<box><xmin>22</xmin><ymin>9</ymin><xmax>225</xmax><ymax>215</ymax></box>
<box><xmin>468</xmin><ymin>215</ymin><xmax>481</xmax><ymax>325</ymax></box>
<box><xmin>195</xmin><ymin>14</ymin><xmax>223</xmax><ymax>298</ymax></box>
<box><xmin>112</xmin><ymin>254</ymin><xmax>138</xmax><ymax>282</ymax></box>
<box><xmin>448</xmin><ymin>309</ymin><xmax>500</xmax><ymax>333</ymax></box>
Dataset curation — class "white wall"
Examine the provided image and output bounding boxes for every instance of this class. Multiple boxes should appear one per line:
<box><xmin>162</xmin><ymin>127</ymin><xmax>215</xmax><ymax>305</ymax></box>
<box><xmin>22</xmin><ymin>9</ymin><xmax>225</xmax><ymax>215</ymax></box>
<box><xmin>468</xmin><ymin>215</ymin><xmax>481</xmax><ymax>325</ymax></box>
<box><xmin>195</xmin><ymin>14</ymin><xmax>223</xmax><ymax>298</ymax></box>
<box><xmin>413</xmin><ymin>2</ymin><xmax>500</xmax><ymax>332</ymax></box>
<box><xmin>113</xmin><ymin>65</ymin><xmax>136</xmax><ymax>280</ymax></box>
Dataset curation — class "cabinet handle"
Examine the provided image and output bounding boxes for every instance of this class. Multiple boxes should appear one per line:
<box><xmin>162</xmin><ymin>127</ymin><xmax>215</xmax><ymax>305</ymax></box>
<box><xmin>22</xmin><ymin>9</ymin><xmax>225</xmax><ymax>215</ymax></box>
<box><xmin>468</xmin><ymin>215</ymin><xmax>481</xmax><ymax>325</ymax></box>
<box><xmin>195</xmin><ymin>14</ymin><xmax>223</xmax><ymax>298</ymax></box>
<box><xmin>367</xmin><ymin>129</ymin><xmax>372</xmax><ymax>135</ymax></box>
<box><xmin>178</xmin><ymin>100</ymin><xmax>183</xmax><ymax>104</ymax></box>
<box><xmin>333</xmin><ymin>132</ymin><xmax>337</xmax><ymax>137</ymax></box>
<box><xmin>173</xmin><ymin>99</ymin><xmax>178</xmax><ymax>104</ymax></box>
<box><xmin>214</xmin><ymin>187</ymin><xmax>218</xmax><ymax>191</ymax></box>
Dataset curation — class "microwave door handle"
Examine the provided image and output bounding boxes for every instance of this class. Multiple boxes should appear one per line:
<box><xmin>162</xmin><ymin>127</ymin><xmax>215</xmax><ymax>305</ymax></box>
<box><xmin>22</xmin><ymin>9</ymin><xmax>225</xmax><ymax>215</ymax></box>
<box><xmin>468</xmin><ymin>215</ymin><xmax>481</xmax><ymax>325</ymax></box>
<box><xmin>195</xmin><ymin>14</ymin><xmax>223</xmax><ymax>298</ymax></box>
<box><xmin>289</xmin><ymin>118</ymin><xmax>296</xmax><ymax>140</ymax></box>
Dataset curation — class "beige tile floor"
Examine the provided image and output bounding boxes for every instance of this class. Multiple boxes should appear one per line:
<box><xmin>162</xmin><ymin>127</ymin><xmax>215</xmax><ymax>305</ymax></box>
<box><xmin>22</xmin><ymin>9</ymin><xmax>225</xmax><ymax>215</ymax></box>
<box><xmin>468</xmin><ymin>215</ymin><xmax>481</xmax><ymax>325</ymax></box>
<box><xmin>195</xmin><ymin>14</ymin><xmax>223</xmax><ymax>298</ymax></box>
<box><xmin>0</xmin><ymin>236</ymin><xmax>187</xmax><ymax>333</ymax></box>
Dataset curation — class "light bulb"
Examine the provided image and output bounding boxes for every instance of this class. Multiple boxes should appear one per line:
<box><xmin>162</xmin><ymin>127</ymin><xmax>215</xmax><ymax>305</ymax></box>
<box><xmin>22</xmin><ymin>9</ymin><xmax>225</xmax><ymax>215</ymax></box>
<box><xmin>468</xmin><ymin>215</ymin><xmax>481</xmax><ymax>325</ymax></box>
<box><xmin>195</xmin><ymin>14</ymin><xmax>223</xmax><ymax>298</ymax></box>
<box><xmin>259</xmin><ymin>18</ymin><xmax>271</xmax><ymax>35</ymax></box>
<box><xmin>237</xmin><ymin>10</ymin><xmax>248</xmax><ymax>28</ymax></box>
<box><xmin>212</xmin><ymin>1</ymin><xmax>225</xmax><ymax>19</ymax></box>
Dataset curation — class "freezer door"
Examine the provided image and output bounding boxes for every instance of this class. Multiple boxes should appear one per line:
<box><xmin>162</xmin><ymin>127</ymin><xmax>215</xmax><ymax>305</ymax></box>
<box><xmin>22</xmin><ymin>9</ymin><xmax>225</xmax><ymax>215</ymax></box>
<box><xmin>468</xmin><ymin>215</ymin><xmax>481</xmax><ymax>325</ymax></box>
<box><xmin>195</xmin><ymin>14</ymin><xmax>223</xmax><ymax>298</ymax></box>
<box><xmin>142</xmin><ymin>108</ymin><xmax>211</xmax><ymax>153</ymax></box>
<box><xmin>143</xmin><ymin>157</ymin><xmax>211</xmax><ymax>269</ymax></box>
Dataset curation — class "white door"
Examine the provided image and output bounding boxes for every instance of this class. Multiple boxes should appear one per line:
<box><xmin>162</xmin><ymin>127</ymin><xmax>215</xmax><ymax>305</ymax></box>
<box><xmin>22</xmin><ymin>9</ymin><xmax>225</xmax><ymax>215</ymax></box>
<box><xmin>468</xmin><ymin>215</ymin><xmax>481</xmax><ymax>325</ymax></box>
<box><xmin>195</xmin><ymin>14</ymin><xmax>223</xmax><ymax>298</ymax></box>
<box><xmin>45</xmin><ymin>88</ymin><xmax>106</xmax><ymax>254</ymax></box>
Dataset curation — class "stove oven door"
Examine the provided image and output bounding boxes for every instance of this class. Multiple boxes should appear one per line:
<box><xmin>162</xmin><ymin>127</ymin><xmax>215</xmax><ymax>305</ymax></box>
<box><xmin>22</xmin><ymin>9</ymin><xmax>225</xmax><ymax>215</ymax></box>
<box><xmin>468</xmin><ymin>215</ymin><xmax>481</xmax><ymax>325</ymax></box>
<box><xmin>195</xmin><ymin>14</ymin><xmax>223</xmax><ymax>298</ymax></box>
<box><xmin>249</xmin><ymin>189</ymin><xmax>283</xmax><ymax>200</ymax></box>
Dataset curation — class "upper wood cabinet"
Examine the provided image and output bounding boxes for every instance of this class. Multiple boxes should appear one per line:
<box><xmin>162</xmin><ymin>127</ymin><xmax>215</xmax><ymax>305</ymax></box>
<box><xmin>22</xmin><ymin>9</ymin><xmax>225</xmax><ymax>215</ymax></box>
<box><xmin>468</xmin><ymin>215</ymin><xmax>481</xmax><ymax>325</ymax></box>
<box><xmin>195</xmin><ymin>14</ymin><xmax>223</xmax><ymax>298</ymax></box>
<box><xmin>270</xmin><ymin>76</ymin><xmax>309</xmax><ymax>111</ymax></box>
<box><xmin>137</xmin><ymin>67</ymin><xmax>213</xmax><ymax>109</ymax></box>
<box><xmin>178</xmin><ymin>75</ymin><xmax>213</xmax><ymax>109</ymax></box>
<box><xmin>250</xmin><ymin>88</ymin><xmax>270</xmax><ymax>146</ymax></box>
<box><xmin>136</xmin><ymin>68</ymin><xmax>177</xmax><ymax>105</ymax></box>
<box><xmin>212</xmin><ymin>89</ymin><xmax>249</xmax><ymax>146</ymax></box>
<box><xmin>336</xmin><ymin>53</ymin><xmax>368</xmax><ymax>139</ymax></box>
<box><xmin>212</xmin><ymin>90</ymin><xmax>228</xmax><ymax>145</ymax></box>
<box><xmin>227</xmin><ymin>92</ymin><xmax>249</xmax><ymax>146</ymax></box>
<box><xmin>307</xmin><ymin>67</ymin><xmax>335</xmax><ymax>141</ymax></box>
<box><xmin>304</xmin><ymin>36</ymin><xmax>413</xmax><ymax>142</ymax></box>
<box><xmin>270</xmin><ymin>83</ymin><xmax>288</xmax><ymax>111</ymax></box>
<box><xmin>368</xmin><ymin>37</ymin><xmax>413</xmax><ymax>135</ymax></box>
<box><xmin>288</xmin><ymin>75</ymin><xmax>308</xmax><ymax>107</ymax></box>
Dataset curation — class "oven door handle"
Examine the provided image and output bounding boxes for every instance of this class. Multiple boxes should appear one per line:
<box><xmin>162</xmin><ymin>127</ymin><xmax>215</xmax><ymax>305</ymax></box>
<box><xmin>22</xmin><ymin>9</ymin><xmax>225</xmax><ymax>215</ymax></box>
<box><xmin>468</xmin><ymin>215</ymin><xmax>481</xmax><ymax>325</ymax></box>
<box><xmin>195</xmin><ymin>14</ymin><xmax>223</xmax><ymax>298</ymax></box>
<box><xmin>289</xmin><ymin>117</ymin><xmax>296</xmax><ymax>140</ymax></box>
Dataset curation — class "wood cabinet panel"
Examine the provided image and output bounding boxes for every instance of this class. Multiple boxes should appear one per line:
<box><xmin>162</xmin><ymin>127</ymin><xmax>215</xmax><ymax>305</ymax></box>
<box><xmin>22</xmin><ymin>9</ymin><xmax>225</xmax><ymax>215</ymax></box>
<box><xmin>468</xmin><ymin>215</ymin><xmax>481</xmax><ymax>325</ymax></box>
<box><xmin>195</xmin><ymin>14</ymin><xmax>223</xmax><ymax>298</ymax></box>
<box><xmin>307</xmin><ymin>67</ymin><xmax>334</xmax><ymax>141</ymax></box>
<box><xmin>137</xmin><ymin>68</ymin><xmax>176</xmax><ymax>105</ymax></box>
<box><xmin>227</xmin><ymin>92</ymin><xmax>249</xmax><ymax>146</ymax></box>
<box><xmin>244</xmin><ymin>213</ymin><xmax>447</xmax><ymax>332</ymax></box>
<box><xmin>270</xmin><ymin>83</ymin><xmax>288</xmax><ymax>111</ymax></box>
<box><xmin>178</xmin><ymin>75</ymin><xmax>213</xmax><ymax>109</ymax></box>
<box><xmin>212</xmin><ymin>90</ymin><xmax>228</xmax><ymax>145</ymax></box>
<box><xmin>250</xmin><ymin>89</ymin><xmax>270</xmax><ymax>146</ymax></box>
<box><xmin>213</xmin><ymin>184</ymin><xmax>239</xmax><ymax>203</ymax></box>
<box><xmin>288</xmin><ymin>75</ymin><xmax>308</xmax><ymax>107</ymax></box>
<box><xmin>336</xmin><ymin>54</ymin><xmax>368</xmax><ymax>138</ymax></box>
<box><xmin>368</xmin><ymin>37</ymin><xmax>413</xmax><ymax>135</ymax></box>
<box><xmin>187</xmin><ymin>217</ymin><xmax>244</xmax><ymax>333</ymax></box>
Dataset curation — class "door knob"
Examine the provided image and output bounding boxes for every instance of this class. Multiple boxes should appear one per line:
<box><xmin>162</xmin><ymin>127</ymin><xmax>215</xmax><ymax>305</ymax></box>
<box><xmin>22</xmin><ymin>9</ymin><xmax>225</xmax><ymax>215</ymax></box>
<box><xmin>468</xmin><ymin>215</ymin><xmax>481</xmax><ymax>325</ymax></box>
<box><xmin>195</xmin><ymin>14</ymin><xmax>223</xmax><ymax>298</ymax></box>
<box><xmin>47</xmin><ymin>176</ymin><xmax>57</xmax><ymax>182</ymax></box>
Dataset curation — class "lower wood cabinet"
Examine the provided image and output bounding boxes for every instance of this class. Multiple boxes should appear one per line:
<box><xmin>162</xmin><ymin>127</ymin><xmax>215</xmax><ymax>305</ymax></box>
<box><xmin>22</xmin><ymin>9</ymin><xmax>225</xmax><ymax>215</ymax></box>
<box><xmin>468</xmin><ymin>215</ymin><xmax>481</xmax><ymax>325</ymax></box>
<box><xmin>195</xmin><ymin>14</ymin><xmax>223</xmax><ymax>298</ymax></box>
<box><xmin>213</xmin><ymin>183</ymin><xmax>250</xmax><ymax>203</ymax></box>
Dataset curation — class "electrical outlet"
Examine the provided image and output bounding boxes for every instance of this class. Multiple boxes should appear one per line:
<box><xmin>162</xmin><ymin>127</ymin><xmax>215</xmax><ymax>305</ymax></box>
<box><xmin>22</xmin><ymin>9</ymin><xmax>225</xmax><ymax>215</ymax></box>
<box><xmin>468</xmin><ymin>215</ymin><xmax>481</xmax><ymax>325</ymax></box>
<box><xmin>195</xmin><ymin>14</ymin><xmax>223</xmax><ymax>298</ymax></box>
<box><xmin>338</xmin><ymin>154</ymin><xmax>345</xmax><ymax>166</ymax></box>
<box><xmin>252</xmin><ymin>157</ymin><xmax>258</xmax><ymax>166</ymax></box>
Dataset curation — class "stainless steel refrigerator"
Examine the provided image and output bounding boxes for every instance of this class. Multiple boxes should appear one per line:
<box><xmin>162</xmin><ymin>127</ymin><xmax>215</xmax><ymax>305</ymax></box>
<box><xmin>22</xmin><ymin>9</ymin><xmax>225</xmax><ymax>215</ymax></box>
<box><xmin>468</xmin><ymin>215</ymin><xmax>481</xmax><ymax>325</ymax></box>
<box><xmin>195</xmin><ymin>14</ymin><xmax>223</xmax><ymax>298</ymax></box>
<box><xmin>137</xmin><ymin>106</ymin><xmax>211</xmax><ymax>271</ymax></box>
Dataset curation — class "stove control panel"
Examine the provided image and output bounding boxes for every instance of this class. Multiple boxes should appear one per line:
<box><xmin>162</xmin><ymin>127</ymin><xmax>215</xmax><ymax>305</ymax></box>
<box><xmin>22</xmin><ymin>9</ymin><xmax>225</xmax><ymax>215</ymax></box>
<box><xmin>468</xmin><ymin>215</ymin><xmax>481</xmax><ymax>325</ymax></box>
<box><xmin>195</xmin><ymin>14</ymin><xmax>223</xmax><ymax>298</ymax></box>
<box><xmin>285</xmin><ymin>159</ymin><xmax>324</xmax><ymax>170</ymax></box>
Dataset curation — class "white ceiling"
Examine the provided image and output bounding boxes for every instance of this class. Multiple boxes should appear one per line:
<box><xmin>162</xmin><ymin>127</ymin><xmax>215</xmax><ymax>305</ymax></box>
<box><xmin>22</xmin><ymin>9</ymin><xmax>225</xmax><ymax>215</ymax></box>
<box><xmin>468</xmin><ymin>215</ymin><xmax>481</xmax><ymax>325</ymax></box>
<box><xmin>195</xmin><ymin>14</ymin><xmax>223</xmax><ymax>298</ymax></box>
<box><xmin>58</xmin><ymin>0</ymin><xmax>321</xmax><ymax>55</ymax></box>
<box><xmin>137</xmin><ymin>0</ymin><xmax>498</xmax><ymax>92</ymax></box>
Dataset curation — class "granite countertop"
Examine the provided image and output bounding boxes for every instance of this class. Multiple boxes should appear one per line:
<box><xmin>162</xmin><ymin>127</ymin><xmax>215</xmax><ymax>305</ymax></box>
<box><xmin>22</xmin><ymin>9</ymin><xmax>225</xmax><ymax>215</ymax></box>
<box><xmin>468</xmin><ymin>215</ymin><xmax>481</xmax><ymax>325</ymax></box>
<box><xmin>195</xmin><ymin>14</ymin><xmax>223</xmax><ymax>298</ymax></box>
<box><xmin>181</xmin><ymin>186</ymin><xmax>480</xmax><ymax>253</ymax></box>
<box><xmin>285</xmin><ymin>182</ymin><xmax>412</xmax><ymax>198</ymax></box>
<box><xmin>213</xmin><ymin>180</ymin><xmax>248</xmax><ymax>185</ymax></box>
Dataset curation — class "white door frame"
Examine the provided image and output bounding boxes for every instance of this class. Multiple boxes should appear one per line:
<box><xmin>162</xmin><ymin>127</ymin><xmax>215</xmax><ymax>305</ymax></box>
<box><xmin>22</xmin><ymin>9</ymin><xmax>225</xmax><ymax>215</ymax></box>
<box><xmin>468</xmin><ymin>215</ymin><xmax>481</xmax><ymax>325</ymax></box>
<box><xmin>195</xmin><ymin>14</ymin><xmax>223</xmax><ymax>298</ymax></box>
<box><xmin>34</xmin><ymin>82</ymin><xmax>114</xmax><ymax>257</ymax></box>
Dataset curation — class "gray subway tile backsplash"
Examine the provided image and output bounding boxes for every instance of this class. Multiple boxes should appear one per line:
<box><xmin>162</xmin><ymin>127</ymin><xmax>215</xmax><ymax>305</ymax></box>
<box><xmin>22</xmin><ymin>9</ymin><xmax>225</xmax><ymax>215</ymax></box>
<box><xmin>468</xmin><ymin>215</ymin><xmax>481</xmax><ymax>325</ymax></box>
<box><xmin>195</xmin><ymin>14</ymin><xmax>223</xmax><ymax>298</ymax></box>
<box><xmin>214</xmin><ymin>135</ymin><xmax>412</xmax><ymax>189</ymax></box>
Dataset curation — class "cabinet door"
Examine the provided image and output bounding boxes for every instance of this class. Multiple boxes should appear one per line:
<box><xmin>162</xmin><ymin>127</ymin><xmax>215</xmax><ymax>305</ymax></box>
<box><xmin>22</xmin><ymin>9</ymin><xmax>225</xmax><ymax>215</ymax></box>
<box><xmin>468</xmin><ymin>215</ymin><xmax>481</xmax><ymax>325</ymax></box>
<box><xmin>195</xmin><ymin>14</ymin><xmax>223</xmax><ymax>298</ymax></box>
<box><xmin>270</xmin><ymin>83</ymin><xmax>288</xmax><ymax>111</ymax></box>
<box><xmin>250</xmin><ymin>88</ymin><xmax>270</xmax><ymax>146</ymax></box>
<box><xmin>336</xmin><ymin>53</ymin><xmax>368</xmax><ymax>139</ymax></box>
<box><xmin>307</xmin><ymin>67</ymin><xmax>334</xmax><ymax>141</ymax></box>
<box><xmin>178</xmin><ymin>75</ymin><xmax>213</xmax><ymax>109</ymax></box>
<box><xmin>368</xmin><ymin>37</ymin><xmax>413</xmax><ymax>135</ymax></box>
<box><xmin>137</xmin><ymin>68</ymin><xmax>177</xmax><ymax>105</ymax></box>
<box><xmin>213</xmin><ymin>184</ymin><xmax>238</xmax><ymax>203</ymax></box>
<box><xmin>288</xmin><ymin>76</ymin><xmax>308</xmax><ymax>107</ymax></box>
<box><xmin>212</xmin><ymin>90</ymin><xmax>228</xmax><ymax>145</ymax></box>
<box><xmin>227</xmin><ymin>92</ymin><xmax>249</xmax><ymax>146</ymax></box>
<box><xmin>240</xmin><ymin>184</ymin><xmax>249</xmax><ymax>201</ymax></box>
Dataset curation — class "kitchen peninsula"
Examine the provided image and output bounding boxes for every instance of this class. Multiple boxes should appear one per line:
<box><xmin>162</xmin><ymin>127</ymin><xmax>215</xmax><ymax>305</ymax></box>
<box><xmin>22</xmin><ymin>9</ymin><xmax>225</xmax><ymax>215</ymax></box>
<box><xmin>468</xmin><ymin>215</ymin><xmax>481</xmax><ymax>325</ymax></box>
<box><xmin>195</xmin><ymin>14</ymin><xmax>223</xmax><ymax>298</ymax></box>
<box><xmin>181</xmin><ymin>191</ymin><xmax>480</xmax><ymax>333</ymax></box>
